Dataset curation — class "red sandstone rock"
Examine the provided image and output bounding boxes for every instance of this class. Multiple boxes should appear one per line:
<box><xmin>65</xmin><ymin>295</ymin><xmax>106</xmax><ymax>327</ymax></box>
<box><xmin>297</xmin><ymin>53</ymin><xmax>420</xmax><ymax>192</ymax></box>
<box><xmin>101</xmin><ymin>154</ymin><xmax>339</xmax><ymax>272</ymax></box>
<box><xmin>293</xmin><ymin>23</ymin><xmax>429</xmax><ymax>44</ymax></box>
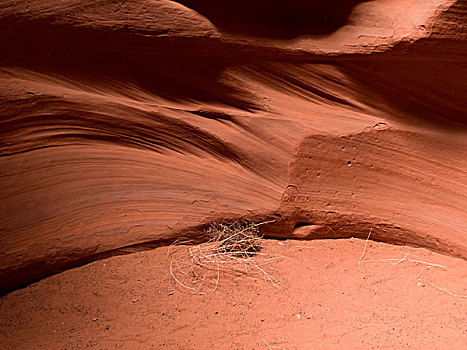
<box><xmin>0</xmin><ymin>0</ymin><xmax>466</xmax><ymax>295</ymax></box>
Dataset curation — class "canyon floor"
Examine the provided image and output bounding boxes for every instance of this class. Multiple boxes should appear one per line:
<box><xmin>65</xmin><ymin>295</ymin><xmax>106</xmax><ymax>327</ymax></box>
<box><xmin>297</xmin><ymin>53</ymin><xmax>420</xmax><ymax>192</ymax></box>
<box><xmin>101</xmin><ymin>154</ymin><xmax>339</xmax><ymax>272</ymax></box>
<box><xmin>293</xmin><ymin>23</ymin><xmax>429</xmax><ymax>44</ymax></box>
<box><xmin>1</xmin><ymin>238</ymin><xmax>466</xmax><ymax>349</ymax></box>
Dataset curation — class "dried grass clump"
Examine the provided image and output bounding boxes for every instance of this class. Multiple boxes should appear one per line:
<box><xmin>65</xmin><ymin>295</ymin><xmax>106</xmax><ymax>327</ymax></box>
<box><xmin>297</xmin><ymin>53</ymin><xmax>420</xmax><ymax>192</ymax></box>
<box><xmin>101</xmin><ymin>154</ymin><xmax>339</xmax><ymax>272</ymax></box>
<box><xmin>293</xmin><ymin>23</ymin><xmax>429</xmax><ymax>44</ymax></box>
<box><xmin>169</xmin><ymin>220</ymin><xmax>279</xmax><ymax>294</ymax></box>
<box><xmin>206</xmin><ymin>221</ymin><xmax>263</xmax><ymax>257</ymax></box>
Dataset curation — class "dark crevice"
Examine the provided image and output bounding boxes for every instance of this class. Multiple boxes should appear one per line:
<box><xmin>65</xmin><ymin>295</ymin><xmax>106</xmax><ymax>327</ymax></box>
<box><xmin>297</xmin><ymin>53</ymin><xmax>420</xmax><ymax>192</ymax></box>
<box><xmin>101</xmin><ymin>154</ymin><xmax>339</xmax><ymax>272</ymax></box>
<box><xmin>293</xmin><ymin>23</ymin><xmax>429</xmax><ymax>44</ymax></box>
<box><xmin>293</xmin><ymin>222</ymin><xmax>314</xmax><ymax>229</ymax></box>
<box><xmin>175</xmin><ymin>0</ymin><xmax>370</xmax><ymax>38</ymax></box>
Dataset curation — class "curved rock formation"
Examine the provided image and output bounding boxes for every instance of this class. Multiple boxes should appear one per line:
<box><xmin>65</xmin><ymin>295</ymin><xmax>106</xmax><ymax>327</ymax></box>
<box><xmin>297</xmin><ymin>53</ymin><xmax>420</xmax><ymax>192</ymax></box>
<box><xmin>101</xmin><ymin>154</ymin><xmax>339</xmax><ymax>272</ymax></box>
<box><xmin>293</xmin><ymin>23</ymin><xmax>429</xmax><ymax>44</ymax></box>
<box><xmin>0</xmin><ymin>0</ymin><xmax>466</xmax><ymax>293</ymax></box>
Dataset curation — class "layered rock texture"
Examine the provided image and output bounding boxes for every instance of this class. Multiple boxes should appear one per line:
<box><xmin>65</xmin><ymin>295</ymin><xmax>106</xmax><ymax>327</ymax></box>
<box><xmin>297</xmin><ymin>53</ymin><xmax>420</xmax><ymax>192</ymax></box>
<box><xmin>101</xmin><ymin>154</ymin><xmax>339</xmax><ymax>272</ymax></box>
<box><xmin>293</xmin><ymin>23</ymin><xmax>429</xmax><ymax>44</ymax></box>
<box><xmin>0</xmin><ymin>0</ymin><xmax>466</xmax><ymax>293</ymax></box>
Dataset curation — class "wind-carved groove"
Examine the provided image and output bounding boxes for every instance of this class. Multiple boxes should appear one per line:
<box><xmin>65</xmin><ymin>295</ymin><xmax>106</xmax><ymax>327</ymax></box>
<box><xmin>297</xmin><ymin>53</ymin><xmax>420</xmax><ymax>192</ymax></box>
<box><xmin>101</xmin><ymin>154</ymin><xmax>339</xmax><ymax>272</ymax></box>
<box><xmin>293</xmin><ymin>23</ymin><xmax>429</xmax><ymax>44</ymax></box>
<box><xmin>0</xmin><ymin>100</ymin><xmax>250</xmax><ymax>164</ymax></box>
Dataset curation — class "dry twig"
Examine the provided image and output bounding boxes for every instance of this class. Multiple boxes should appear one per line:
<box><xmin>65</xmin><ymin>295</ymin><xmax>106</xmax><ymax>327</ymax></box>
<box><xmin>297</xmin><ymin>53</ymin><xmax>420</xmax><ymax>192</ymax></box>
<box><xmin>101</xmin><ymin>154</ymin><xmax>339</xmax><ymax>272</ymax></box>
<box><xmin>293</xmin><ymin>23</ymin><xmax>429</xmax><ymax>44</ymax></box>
<box><xmin>429</xmin><ymin>282</ymin><xmax>467</xmax><ymax>298</ymax></box>
<box><xmin>358</xmin><ymin>228</ymin><xmax>372</xmax><ymax>264</ymax></box>
<box><xmin>263</xmin><ymin>338</ymin><xmax>286</xmax><ymax>350</ymax></box>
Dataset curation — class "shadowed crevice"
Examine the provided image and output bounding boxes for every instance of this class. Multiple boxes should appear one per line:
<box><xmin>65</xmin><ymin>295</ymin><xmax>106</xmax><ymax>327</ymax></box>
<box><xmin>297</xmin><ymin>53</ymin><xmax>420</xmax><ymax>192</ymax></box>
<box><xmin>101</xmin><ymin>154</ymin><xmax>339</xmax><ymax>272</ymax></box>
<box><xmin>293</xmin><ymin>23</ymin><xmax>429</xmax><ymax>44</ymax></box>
<box><xmin>175</xmin><ymin>0</ymin><xmax>369</xmax><ymax>38</ymax></box>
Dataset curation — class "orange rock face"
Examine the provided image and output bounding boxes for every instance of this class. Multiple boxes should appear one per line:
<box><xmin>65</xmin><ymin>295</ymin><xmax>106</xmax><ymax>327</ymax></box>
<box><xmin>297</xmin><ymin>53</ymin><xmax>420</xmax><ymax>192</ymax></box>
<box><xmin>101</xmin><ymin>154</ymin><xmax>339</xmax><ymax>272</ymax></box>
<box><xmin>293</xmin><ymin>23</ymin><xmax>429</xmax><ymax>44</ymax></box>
<box><xmin>0</xmin><ymin>0</ymin><xmax>466</xmax><ymax>293</ymax></box>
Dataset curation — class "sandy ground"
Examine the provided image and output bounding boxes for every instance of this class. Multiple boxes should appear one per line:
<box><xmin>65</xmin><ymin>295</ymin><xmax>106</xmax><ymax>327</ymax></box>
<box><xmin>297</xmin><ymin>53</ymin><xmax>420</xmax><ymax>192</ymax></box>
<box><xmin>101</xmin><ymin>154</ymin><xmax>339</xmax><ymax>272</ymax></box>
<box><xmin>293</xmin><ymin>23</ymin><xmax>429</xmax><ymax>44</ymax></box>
<box><xmin>1</xmin><ymin>238</ymin><xmax>466</xmax><ymax>349</ymax></box>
